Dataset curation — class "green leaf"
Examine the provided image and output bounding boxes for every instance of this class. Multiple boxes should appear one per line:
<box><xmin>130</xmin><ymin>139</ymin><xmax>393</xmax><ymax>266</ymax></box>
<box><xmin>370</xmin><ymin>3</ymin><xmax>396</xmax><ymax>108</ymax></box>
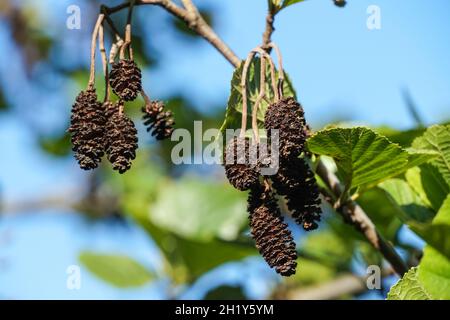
<box><xmin>289</xmin><ymin>259</ymin><xmax>336</xmax><ymax>286</ymax></box>
<box><xmin>220</xmin><ymin>58</ymin><xmax>296</xmax><ymax>133</ymax></box>
<box><xmin>412</xmin><ymin>125</ymin><xmax>450</xmax><ymax>186</ymax></box>
<box><xmin>387</xmin><ymin>267</ymin><xmax>431</xmax><ymax>300</ymax></box>
<box><xmin>405</xmin><ymin>164</ymin><xmax>449</xmax><ymax>212</ymax></box>
<box><xmin>357</xmin><ymin>187</ymin><xmax>403</xmax><ymax>241</ymax></box>
<box><xmin>205</xmin><ymin>285</ymin><xmax>247</xmax><ymax>300</ymax></box>
<box><xmin>307</xmin><ymin>127</ymin><xmax>429</xmax><ymax>190</ymax></box>
<box><xmin>282</xmin><ymin>0</ymin><xmax>305</xmax><ymax>9</ymax></box>
<box><xmin>133</xmin><ymin>215</ymin><xmax>255</xmax><ymax>282</ymax></box>
<box><xmin>149</xmin><ymin>177</ymin><xmax>248</xmax><ymax>241</ymax></box>
<box><xmin>375</xmin><ymin>126</ymin><xmax>426</xmax><ymax>148</ymax></box>
<box><xmin>79</xmin><ymin>251</ymin><xmax>153</xmax><ymax>288</ymax></box>
<box><xmin>419</xmin><ymin>246</ymin><xmax>450</xmax><ymax>299</ymax></box>
<box><xmin>38</xmin><ymin>132</ymin><xmax>71</xmax><ymax>157</ymax></box>
<box><xmin>380</xmin><ymin>182</ymin><xmax>450</xmax><ymax>259</ymax></box>
<box><xmin>301</xmin><ymin>229</ymin><xmax>354</xmax><ymax>267</ymax></box>
<box><xmin>413</xmin><ymin>196</ymin><xmax>450</xmax><ymax>259</ymax></box>
<box><xmin>379</xmin><ymin>179</ymin><xmax>435</xmax><ymax>224</ymax></box>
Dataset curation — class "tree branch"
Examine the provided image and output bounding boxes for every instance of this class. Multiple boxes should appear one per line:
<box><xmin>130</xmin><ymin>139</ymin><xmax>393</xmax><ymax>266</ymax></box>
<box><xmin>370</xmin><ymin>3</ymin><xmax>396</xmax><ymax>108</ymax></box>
<box><xmin>316</xmin><ymin>161</ymin><xmax>408</xmax><ymax>276</ymax></box>
<box><xmin>262</xmin><ymin>10</ymin><xmax>276</xmax><ymax>50</ymax></box>
<box><xmin>104</xmin><ymin>0</ymin><xmax>241</xmax><ymax>67</ymax></box>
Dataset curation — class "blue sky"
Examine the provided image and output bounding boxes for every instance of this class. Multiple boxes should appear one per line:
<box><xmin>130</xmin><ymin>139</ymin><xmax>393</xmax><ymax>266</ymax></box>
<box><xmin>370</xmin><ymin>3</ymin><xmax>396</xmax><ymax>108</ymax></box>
<box><xmin>0</xmin><ymin>0</ymin><xmax>449</xmax><ymax>299</ymax></box>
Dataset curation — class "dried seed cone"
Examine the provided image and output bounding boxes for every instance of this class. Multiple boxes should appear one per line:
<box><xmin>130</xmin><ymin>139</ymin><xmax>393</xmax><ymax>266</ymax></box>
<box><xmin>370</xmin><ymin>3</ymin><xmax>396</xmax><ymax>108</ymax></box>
<box><xmin>271</xmin><ymin>157</ymin><xmax>322</xmax><ymax>231</ymax></box>
<box><xmin>68</xmin><ymin>89</ymin><xmax>107</xmax><ymax>170</ymax></box>
<box><xmin>109</xmin><ymin>59</ymin><xmax>142</xmax><ymax>101</ymax></box>
<box><xmin>264</xmin><ymin>97</ymin><xmax>308</xmax><ymax>159</ymax></box>
<box><xmin>223</xmin><ymin>137</ymin><xmax>259</xmax><ymax>191</ymax></box>
<box><xmin>142</xmin><ymin>100</ymin><xmax>175</xmax><ymax>140</ymax></box>
<box><xmin>248</xmin><ymin>185</ymin><xmax>297</xmax><ymax>276</ymax></box>
<box><xmin>105</xmin><ymin>104</ymin><xmax>138</xmax><ymax>174</ymax></box>
<box><xmin>334</xmin><ymin>0</ymin><xmax>346</xmax><ymax>7</ymax></box>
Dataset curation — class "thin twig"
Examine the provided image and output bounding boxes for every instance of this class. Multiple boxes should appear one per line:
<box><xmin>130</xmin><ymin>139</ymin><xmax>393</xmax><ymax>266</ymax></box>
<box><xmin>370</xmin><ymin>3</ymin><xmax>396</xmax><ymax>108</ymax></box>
<box><xmin>251</xmin><ymin>53</ymin><xmax>266</xmax><ymax>142</ymax></box>
<box><xmin>100</xmin><ymin>5</ymin><xmax>122</xmax><ymax>38</ymax></box>
<box><xmin>88</xmin><ymin>14</ymin><xmax>105</xmax><ymax>89</ymax></box>
<box><xmin>253</xmin><ymin>47</ymin><xmax>279</xmax><ymax>102</ymax></box>
<box><xmin>109</xmin><ymin>34</ymin><xmax>124</xmax><ymax>64</ymax></box>
<box><xmin>268</xmin><ymin>42</ymin><xmax>284</xmax><ymax>97</ymax></box>
<box><xmin>262</xmin><ymin>9</ymin><xmax>276</xmax><ymax>50</ymax></box>
<box><xmin>141</xmin><ymin>89</ymin><xmax>152</xmax><ymax>107</ymax></box>
<box><xmin>120</xmin><ymin>0</ymin><xmax>136</xmax><ymax>59</ymax></box>
<box><xmin>98</xmin><ymin>23</ymin><xmax>110</xmax><ymax>102</ymax></box>
<box><xmin>240</xmin><ymin>51</ymin><xmax>257</xmax><ymax>138</ymax></box>
<box><xmin>104</xmin><ymin>0</ymin><xmax>240</xmax><ymax>67</ymax></box>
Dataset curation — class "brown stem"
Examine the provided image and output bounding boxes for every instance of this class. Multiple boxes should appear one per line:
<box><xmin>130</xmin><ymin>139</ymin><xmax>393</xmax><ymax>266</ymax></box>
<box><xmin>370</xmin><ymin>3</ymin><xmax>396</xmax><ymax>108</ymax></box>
<box><xmin>98</xmin><ymin>24</ymin><xmax>110</xmax><ymax>102</ymax></box>
<box><xmin>252</xmin><ymin>53</ymin><xmax>266</xmax><ymax>142</ymax></box>
<box><xmin>268</xmin><ymin>42</ymin><xmax>284</xmax><ymax>97</ymax></box>
<box><xmin>240</xmin><ymin>51</ymin><xmax>257</xmax><ymax>139</ymax></box>
<box><xmin>316</xmin><ymin>160</ymin><xmax>408</xmax><ymax>276</ymax></box>
<box><xmin>88</xmin><ymin>14</ymin><xmax>105</xmax><ymax>89</ymax></box>
<box><xmin>104</xmin><ymin>0</ymin><xmax>240</xmax><ymax>67</ymax></box>
<box><xmin>109</xmin><ymin>35</ymin><xmax>124</xmax><ymax>64</ymax></box>
<box><xmin>262</xmin><ymin>10</ymin><xmax>276</xmax><ymax>50</ymax></box>
<box><xmin>120</xmin><ymin>0</ymin><xmax>135</xmax><ymax>60</ymax></box>
<box><xmin>254</xmin><ymin>47</ymin><xmax>278</xmax><ymax>102</ymax></box>
<box><xmin>141</xmin><ymin>89</ymin><xmax>152</xmax><ymax>107</ymax></box>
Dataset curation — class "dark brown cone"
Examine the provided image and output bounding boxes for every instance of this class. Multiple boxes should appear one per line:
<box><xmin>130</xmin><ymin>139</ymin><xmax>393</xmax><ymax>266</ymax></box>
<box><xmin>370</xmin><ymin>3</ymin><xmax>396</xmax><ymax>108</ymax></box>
<box><xmin>109</xmin><ymin>59</ymin><xmax>142</xmax><ymax>101</ymax></box>
<box><xmin>264</xmin><ymin>97</ymin><xmax>308</xmax><ymax>160</ymax></box>
<box><xmin>248</xmin><ymin>185</ymin><xmax>297</xmax><ymax>276</ymax></box>
<box><xmin>104</xmin><ymin>104</ymin><xmax>138</xmax><ymax>174</ymax></box>
<box><xmin>68</xmin><ymin>89</ymin><xmax>107</xmax><ymax>170</ymax></box>
<box><xmin>271</xmin><ymin>157</ymin><xmax>322</xmax><ymax>231</ymax></box>
<box><xmin>333</xmin><ymin>0</ymin><xmax>346</xmax><ymax>7</ymax></box>
<box><xmin>223</xmin><ymin>137</ymin><xmax>259</xmax><ymax>191</ymax></box>
<box><xmin>142</xmin><ymin>100</ymin><xmax>175</xmax><ymax>140</ymax></box>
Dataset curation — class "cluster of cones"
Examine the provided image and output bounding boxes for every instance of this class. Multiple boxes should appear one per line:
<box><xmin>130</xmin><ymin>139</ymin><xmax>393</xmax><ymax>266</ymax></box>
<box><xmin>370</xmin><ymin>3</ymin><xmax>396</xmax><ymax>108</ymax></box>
<box><xmin>68</xmin><ymin>59</ymin><xmax>175</xmax><ymax>174</ymax></box>
<box><xmin>223</xmin><ymin>97</ymin><xmax>322</xmax><ymax>276</ymax></box>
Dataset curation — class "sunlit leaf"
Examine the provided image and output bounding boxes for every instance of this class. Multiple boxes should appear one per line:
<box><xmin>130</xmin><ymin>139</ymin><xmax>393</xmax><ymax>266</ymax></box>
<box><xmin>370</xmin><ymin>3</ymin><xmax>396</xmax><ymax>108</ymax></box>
<box><xmin>387</xmin><ymin>267</ymin><xmax>431</xmax><ymax>300</ymax></box>
<box><xmin>150</xmin><ymin>177</ymin><xmax>248</xmax><ymax>241</ymax></box>
<box><xmin>79</xmin><ymin>251</ymin><xmax>153</xmax><ymax>288</ymax></box>
<box><xmin>405</xmin><ymin>164</ymin><xmax>449</xmax><ymax>212</ymax></box>
<box><xmin>307</xmin><ymin>127</ymin><xmax>433</xmax><ymax>191</ymax></box>
<box><xmin>282</xmin><ymin>0</ymin><xmax>305</xmax><ymax>9</ymax></box>
<box><xmin>419</xmin><ymin>246</ymin><xmax>450</xmax><ymax>299</ymax></box>
<box><xmin>380</xmin><ymin>183</ymin><xmax>450</xmax><ymax>259</ymax></box>
<box><xmin>412</xmin><ymin>125</ymin><xmax>450</xmax><ymax>186</ymax></box>
<box><xmin>38</xmin><ymin>132</ymin><xmax>71</xmax><ymax>157</ymax></box>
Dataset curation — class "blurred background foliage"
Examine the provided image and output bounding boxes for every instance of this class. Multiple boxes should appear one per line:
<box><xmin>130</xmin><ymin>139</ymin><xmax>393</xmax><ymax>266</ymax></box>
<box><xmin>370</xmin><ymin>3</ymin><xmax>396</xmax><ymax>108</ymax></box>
<box><xmin>0</xmin><ymin>0</ymin><xmax>450</xmax><ymax>300</ymax></box>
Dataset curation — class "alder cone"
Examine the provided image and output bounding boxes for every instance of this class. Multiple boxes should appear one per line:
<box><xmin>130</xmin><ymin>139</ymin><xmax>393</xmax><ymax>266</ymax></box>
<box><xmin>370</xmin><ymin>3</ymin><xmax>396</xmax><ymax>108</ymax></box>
<box><xmin>142</xmin><ymin>100</ymin><xmax>175</xmax><ymax>140</ymax></box>
<box><xmin>109</xmin><ymin>59</ymin><xmax>142</xmax><ymax>101</ymax></box>
<box><xmin>264</xmin><ymin>97</ymin><xmax>308</xmax><ymax>159</ymax></box>
<box><xmin>271</xmin><ymin>156</ymin><xmax>322</xmax><ymax>231</ymax></box>
<box><xmin>105</xmin><ymin>104</ymin><xmax>138</xmax><ymax>174</ymax></box>
<box><xmin>248</xmin><ymin>185</ymin><xmax>297</xmax><ymax>276</ymax></box>
<box><xmin>68</xmin><ymin>89</ymin><xmax>107</xmax><ymax>170</ymax></box>
<box><xmin>334</xmin><ymin>0</ymin><xmax>347</xmax><ymax>7</ymax></box>
<box><xmin>223</xmin><ymin>137</ymin><xmax>259</xmax><ymax>191</ymax></box>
